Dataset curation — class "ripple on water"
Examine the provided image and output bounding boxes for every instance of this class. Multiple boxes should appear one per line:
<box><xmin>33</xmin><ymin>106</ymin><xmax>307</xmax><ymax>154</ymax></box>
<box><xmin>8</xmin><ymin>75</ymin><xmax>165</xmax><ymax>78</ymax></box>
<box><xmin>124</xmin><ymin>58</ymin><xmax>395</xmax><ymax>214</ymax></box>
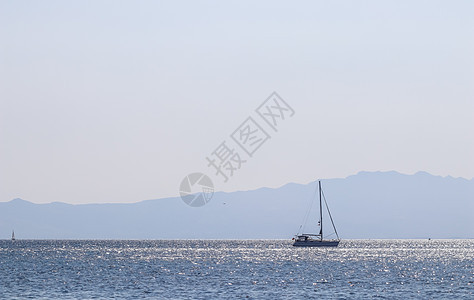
<box><xmin>0</xmin><ymin>239</ymin><xmax>472</xmax><ymax>299</ymax></box>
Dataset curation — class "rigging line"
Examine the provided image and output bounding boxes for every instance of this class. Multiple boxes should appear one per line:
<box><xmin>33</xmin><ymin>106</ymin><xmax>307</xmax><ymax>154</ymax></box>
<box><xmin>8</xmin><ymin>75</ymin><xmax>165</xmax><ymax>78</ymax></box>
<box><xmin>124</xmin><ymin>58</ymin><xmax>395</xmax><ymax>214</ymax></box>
<box><xmin>321</xmin><ymin>189</ymin><xmax>340</xmax><ymax>240</ymax></box>
<box><xmin>296</xmin><ymin>224</ymin><xmax>303</xmax><ymax>236</ymax></box>
<box><xmin>298</xmin><ymin>181</ymin><xmax>318</xmax><ymax>235</ymax></box>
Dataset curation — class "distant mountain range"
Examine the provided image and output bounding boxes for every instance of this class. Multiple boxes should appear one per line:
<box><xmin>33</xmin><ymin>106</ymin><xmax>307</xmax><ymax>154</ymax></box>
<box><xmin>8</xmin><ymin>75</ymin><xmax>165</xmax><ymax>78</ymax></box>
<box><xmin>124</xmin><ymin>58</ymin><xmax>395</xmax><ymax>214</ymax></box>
<box><xmin>1</xmin><ymin>171</ymin><xmax>472</xmax><ymax>239</ymax></box>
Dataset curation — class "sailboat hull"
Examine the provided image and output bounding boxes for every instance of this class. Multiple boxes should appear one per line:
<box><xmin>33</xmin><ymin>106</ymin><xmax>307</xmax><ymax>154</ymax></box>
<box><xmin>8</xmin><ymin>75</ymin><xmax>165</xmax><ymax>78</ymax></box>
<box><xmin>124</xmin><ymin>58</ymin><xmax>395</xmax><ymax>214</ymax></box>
<box><xmin>293</xmin><ymin>240</ymin><xmax>340</xmax><ymax>247</ymax></box>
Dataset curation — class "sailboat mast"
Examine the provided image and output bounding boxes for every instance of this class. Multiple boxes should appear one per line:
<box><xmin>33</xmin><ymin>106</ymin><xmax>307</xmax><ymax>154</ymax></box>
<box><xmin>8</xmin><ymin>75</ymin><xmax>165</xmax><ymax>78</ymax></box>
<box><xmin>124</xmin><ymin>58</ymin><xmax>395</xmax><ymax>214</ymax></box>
<box><xmin>319</xmin><ymin>180</ymin><xmax>323</xmax><ymax>241</ymax></box>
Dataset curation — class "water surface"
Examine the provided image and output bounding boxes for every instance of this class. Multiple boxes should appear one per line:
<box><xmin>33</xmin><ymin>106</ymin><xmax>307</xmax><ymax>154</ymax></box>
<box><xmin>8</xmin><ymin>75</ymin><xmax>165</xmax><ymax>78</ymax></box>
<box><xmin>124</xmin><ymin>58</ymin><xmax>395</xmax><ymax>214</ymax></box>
<box><xmin>0</xmin><ymin>240</ymin><xmax>472</xmax><ymax>299</ymax></box>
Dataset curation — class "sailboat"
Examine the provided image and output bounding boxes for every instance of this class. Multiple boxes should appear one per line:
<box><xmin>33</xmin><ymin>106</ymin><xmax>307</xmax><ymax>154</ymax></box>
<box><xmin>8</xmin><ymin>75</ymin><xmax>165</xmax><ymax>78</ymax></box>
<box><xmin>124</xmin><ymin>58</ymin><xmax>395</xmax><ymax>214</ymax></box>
<box><xmin>293</xmin><ymin>180</ymin><xmax>340</xmax><ymax>247</ymax></box>
<box><xmin>11</xmin><ymin>230</ymin><xmax>15</xmax><ymax>241</ymax></box>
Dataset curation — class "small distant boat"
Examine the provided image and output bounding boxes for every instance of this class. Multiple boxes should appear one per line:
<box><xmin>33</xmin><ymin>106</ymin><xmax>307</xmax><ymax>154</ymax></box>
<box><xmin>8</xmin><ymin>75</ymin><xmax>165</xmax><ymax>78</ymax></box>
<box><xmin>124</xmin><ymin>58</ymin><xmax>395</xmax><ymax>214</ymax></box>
<box><xmin>293</xmin><ymin>181</ymin><xmax>340</xmax><ymax>247</ymax></box>
<box><xmin>11</xmin><ymin>230</ymin><xmax>15</xmax><ymax>241</ymax></box>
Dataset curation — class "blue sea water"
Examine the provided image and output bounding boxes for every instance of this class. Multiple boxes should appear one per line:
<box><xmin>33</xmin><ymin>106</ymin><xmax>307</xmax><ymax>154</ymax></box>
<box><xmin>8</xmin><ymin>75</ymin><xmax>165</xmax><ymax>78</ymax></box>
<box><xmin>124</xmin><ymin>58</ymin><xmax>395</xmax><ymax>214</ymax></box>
<box><xmin>0</xmin><ymin>240</ymin><xmax>472</xmax><ymax>299</ymax></box>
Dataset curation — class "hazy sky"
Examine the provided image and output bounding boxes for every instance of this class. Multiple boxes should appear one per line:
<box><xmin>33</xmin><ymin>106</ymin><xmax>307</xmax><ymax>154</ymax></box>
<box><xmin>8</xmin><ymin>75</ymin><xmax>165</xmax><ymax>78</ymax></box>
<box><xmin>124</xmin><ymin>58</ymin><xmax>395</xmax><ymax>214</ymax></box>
<box><xmin>1</xmin><ymin>1</ymin><xmax>473</xmax><ymax>204</ymax></box>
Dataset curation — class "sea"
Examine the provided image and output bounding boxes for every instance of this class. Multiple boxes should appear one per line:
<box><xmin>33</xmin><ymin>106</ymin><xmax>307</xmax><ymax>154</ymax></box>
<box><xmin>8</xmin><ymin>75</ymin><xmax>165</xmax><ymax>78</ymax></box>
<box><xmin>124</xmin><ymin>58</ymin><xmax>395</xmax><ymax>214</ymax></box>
<box><xmin>0</xmin><ymin>240</ymin><xmax>472</xmax><ymax>299</ymax></box>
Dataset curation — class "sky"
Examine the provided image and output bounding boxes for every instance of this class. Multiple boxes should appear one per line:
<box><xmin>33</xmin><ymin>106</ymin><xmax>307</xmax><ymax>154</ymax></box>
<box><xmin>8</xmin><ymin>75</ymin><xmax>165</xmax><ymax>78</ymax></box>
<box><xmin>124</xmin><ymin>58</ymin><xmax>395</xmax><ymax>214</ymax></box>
<box><xmin>0</xmin><ymin>1</ymin><xmax>473</xmax><ymax>204</ymax></box>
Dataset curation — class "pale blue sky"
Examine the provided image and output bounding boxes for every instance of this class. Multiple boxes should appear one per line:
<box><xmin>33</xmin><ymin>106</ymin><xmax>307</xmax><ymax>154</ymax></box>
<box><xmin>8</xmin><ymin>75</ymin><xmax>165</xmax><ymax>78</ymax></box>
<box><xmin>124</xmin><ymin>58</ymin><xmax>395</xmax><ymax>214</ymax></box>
<box><xmin>1</xmin><ymin>1</ymin><xmax>473</xmax><ymax>204</ymax></box>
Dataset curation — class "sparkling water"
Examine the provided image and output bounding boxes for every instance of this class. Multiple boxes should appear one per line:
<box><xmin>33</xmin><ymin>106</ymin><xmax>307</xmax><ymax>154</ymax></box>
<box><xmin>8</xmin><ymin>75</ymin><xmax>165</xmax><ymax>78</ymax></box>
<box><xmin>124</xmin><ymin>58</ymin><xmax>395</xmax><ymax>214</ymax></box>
<box><xmin>0</xmin><ymin>240</ymin><xmax>472</xmax><ymax>299</ymax></box>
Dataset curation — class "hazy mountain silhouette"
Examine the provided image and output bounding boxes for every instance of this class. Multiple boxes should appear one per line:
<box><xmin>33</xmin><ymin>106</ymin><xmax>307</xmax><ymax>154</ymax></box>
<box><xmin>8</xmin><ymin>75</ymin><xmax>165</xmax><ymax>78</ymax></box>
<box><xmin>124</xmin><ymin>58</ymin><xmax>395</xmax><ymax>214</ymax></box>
<box><xmin>1</xmin><ymin>171</ymin><xmax>472</xmax><ymax>239</ymax></box>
